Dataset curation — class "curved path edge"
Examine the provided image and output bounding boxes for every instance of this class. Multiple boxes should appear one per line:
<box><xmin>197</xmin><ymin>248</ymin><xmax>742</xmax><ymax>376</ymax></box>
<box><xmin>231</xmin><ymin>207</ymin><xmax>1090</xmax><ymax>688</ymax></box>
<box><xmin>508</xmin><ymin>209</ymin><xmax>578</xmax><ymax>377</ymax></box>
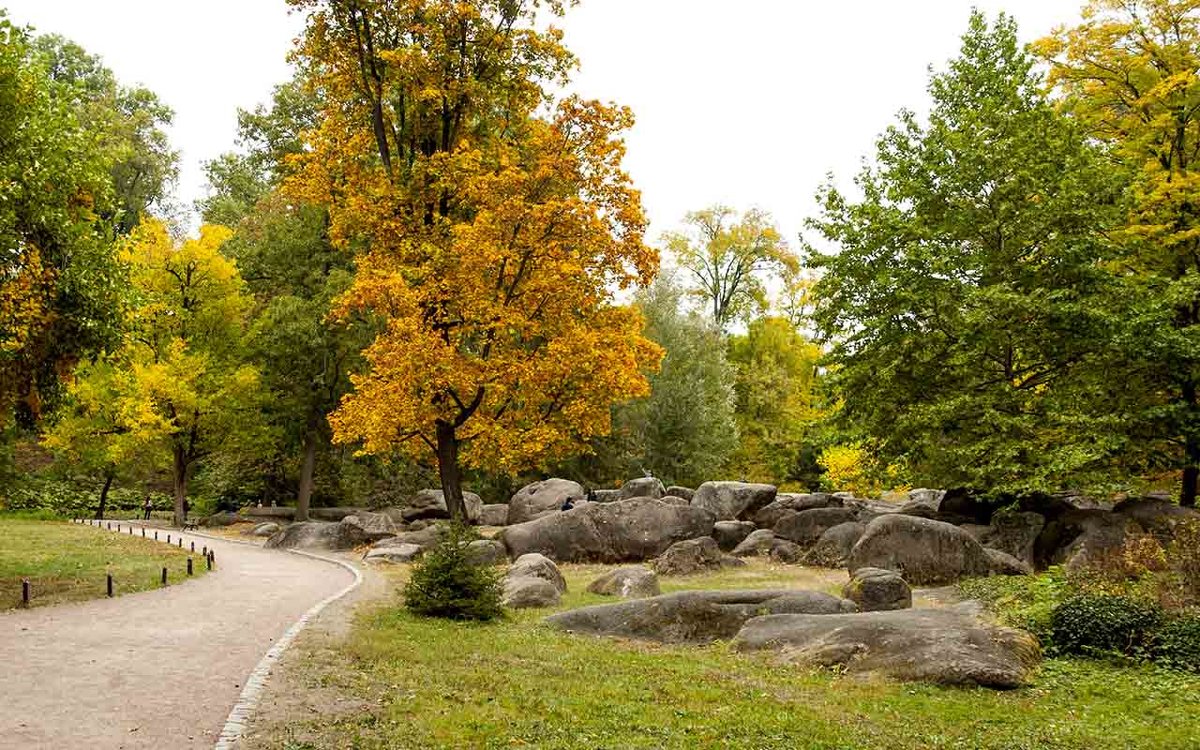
<box><xmin>179</xmin><ymin>530</ymin><xmax>364</xmax><ymax>750</ymax></box>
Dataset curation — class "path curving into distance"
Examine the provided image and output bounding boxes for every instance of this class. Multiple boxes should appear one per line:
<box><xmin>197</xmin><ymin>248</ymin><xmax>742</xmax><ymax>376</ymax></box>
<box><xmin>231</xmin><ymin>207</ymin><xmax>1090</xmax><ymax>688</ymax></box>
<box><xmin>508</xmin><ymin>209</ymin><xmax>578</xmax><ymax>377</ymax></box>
<box><xmin>0</xmin><ymin>522</ymin><xmax>357</xmax><ymax>749</ymax></box>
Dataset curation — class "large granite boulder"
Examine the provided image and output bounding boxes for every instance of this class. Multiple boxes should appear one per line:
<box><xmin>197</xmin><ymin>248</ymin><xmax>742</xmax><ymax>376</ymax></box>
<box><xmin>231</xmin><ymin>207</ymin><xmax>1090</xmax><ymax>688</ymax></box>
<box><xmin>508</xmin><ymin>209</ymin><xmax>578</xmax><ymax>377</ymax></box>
<box><xmin>665</xmin><ymin>486</ymin><xmax>695</xmax><ymax>502</ymax></box>
<box><xmin>842</xmin><ymin>567</ymin><xmax>911</xmax><ymax>611</ymax></box>
<box><xmin>265</xmin><ymin>520</ymin><xmax>372</xmax><ymax>551</ymax></box>
<box><xmin>803</xmin><ymin>522</ymin><xmax>865</xmax><ymax>567</ymax></box>
<box><xmin>984</xmin><ymin>548</ymin><xmax>1033</xmax><ymax>576</ymax></box>
<box><xmin>847</xmin><ymin>515</ymin><xmax>992</xmax><ymax>585</ymax></box>
<box><xmin>341</xmin><ymin>512</ymin><xmax>399</xmax><ymax>542</ymax></box>
<box><xmin>502</xmin><ymin>577</ymin><xmax>561</xmax><ymax>608</ymax></box>
<box><xmin>500</xmin><ymin>498</ymin><xmax>716</xmax><ymax>563</ymax></box>
<box><xmin>479</xmin><ymin>504</ymin><xmax>510</xmax><ymax>527</ymax></box>
<box><xmin>249</xmin><ymin>522</ymin><xmax>280</xmax><ymax>537</ymax></box>
<box><xmin>691</xmin><ymin>482</ymin><xmax>777</xmax><ymax>521</ymax></box>
<box><xmin>465</xmin><ymin>539</ymin><xmax>507</xmax><ymax>566</ymax></box>
<box><xmin>586</xmin><ymin>566</ymin><xmax>661</xmax><ymax>599</ymax></box>
<box><xmin>773</xmin><ymin>507</ymin><xmax>859</xmax><ymax>547</ymax></box>
<box><xmin>652</xmin><ymin>537</ymin><xmax>732</xmax><ymax>576</ymax></box>
<box><xmin>972</xmin><ymin>511</ymin><xmax>1045</xmax><ymax>567</ymax></box>
<box><xmin>732</xmin><ymin>605</ymin><xmax>1041</xmax><ymax>689</ymax></box>
<box><xmin>203</xmin><ymin>511</ymin><xmax>243</xmax><ymax>527</ymax></box>
<box><xmin>507</xmin><ymin>553</ymin><xmax>567</xmax><ymax>593</ymax></box>
<box><xmin>753</xmin><ymin>493</ymin><xmax>840</xmax><ymax>528</ymax></box>
<box><xmin>1035</xmin><ymin>508</ymin><xmax>1141</xmax><ymax>570</ymax></box>
<box><xmin>620</xmin><ymin>477</ymin><xmax>665</xmax><ymax>500</ymax></box>
<box><xmin>712</xmin><ymin>520</ymin><xmax>757</xmax><ymax>551</ymax></box>
<box><xmin>730</xmin><ymin>529</ymin><xmax>776</xmax><ymax>557</ymax></box>
<box><xmin>403</xmin><ymin>489</ymin><xmax>483</xmax><ymax>524</ymax></box>
<box><xmin>507</xmin><ymin>479</ymin><xmax>584</xmax><ymax>525</ymax></box>
<box><xmin>363</xmin><ymin>543</ymin><xmax>423</xmax><ymax>564</ymax></box>
<box><xmin>769</xmin><ymin>539</ymin><xmax>805</xmax><ymax>563</ymax></box>
<box><xmin>545</xmin><ymin>589</ymin><xmax>857</xmax><ymax>644</ymax></box>
<box><xmin>1113</xmin><ymin>498</ymin><xmax>1200</xmax><ymax>538</ymax></box>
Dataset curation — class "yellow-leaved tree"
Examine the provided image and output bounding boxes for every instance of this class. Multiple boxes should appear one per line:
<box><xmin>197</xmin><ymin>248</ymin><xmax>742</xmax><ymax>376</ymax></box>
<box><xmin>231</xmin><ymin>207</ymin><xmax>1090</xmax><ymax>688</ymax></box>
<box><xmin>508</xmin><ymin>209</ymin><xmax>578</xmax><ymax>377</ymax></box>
<box><xmin>287</xmin><ymin>0</ymin><xmax>661</xmax><ymax>518</ymax></box>
<box><xmin>45</xmin><ymin>220</ymin><xmax>266</xmax><ymax>525</ymax></box>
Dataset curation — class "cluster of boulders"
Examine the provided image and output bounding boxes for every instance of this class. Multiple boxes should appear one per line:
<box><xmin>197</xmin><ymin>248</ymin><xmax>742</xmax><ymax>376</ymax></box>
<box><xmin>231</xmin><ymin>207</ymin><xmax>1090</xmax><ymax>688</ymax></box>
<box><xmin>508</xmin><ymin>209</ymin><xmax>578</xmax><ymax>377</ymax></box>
<box><xmin>246</xmin><ymin>477</ymin><xmax>1198</xmax><ymax>592</ymax></box>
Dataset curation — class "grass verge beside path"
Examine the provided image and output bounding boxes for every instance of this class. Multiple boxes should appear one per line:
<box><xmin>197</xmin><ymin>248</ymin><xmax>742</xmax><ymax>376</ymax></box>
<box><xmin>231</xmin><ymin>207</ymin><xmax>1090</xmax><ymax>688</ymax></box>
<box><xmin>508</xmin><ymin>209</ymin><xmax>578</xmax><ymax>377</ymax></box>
<box><xmin>248</xmin><ymin>561</ymin><xmax>1200</xmax><ymax>750</ymax></box>
<box><xmin>0</xmin><ymin>516</ymin><xmax>206</xmax><ymax>610</ymax></box>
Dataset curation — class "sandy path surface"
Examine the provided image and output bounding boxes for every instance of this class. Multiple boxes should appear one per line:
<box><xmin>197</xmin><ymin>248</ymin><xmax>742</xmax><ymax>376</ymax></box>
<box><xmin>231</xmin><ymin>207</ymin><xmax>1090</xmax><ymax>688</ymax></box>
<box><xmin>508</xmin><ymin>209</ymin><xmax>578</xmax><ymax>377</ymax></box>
<box><xmin>0</xmin><ymin>523</ymin><xmax>355</xmax><ymax>750</ymax></box>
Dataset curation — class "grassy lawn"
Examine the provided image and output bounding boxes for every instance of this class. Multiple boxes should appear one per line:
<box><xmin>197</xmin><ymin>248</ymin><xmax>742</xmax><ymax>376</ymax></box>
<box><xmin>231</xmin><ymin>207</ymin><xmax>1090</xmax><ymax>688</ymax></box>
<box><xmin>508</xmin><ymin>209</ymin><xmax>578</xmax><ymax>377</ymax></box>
<box><xmin>0</xmin><ymin>516</ymin><xmax>207</xmax><ymax>610</ymax></box>
<box><xmin>251</xmin><ymin>560</ymin><xmax>1200</xmax><ymax>749</ymax></box>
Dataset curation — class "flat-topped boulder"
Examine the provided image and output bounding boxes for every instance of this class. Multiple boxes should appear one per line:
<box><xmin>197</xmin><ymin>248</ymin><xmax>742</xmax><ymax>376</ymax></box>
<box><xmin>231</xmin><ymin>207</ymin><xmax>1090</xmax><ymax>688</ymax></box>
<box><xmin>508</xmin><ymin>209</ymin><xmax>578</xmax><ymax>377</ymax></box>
<box><xmin>479</xmin><ymin>504</ymin><xmax>510</xmax><ymax>527</ymax></box>
<box><xmin>712</xmin><ymin>520</ymin><xmax>756</xmax><ymax>551</ymax></box>
<box><xmin>341</xmin><ymin>512</ymin><xmax>399</xmax><ymax>542</ymax></box>
<box><xmin>620</xmin><ymin>477</ymin><xmax>665</xmax><ymax>500</ymax></box>
<box><xmin>652</xmin><ymin>537</ymin><xmax>741</xmax><ymax>576</ymax></box>
<box><xmin>265</xmin><ymin>520</ymin><xmax>372</xmax><ymax>551</ymax></box>
<box><xmin>732</xmin><ymin>605</ymin><xmax>1041</xmax><ymax>689</ymax></box>
<box><xmin>847</xmin><ymin>514</ymin><xmax>992</xmax><ymax>585</ymax></box>
<box><xmin>691</xmin><ymin>481</ymin><xmax>777</xmax><ymax>521</ymax></box>
<box><xmin>506</xmin><ymin>479</ymin><xmax>584</xmax><ymax>525</ymax></box>
<box><xmin>499</xmin><ymin>498</ymin><xmax>715</xmax><ymax>563</ymax></box>
<box><xmin>842</xmin><ymin>567</ymin><xmax>911</xmax><ymax>611</ymax></box>
<box><xmin>546</xmin><ymin>589</ymin><xmax>857</xmax><ymax>644</ymax></box>
<box><xmin>754</xmin><ymin>493</ymin><xmax>839</xmax><ymax>528</ymax></box>
<box><xmin>586</xmin><ymin>566</ymin><xmax>661</xmax><ymax>599</ymax></box>
<box><xmin>774</xmin><ymin>507</ymin><xmax>859</xmax><ymax>546</ymax></box>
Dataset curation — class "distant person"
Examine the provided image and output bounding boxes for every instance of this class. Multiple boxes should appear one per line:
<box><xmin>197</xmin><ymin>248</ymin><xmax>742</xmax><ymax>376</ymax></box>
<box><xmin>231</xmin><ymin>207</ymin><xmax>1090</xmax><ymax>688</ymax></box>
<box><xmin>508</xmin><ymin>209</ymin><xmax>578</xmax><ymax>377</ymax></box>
<box><xmin>560</xmin><ymin>497</ymin><xmax>575</xmax><ymax>512</ymax></box>
<box><xmin>586</xmin><ymin>487</ymin><xmax>597</xmax><ymax>504</ymax></box>
<box><xmin>142</xmin><ymin>496</ymin><xmax>152</xmax><ymax>521</ymax></box>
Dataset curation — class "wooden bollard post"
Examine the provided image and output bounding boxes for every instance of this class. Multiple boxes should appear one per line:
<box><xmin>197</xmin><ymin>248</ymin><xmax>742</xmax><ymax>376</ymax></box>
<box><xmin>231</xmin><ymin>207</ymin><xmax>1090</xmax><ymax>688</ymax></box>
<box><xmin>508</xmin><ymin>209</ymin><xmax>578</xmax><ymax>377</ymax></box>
<box><xmin>177</xmin><ymin>538</ymin><xmax>182</xmax><ymax>548</ymax></box>
<box><xmin>202</xmin><ymin>545</ymin><xmax>207</xmax><ymax>556</ymax></box>
<box><xmin>166</xmin><ymin>534</ymin><xmax>171</xmax><ymax>545</ymax></box>
<box><xmin>21</xmin><ymin>578</ymin><xmax>30</xmax><ymax>607</ymax></box>
<box><xmin>106</xmin><ymin>573</ymin><xmax>113</xmax><ymax>598</ymax></box>
<box><xmin>142</xmin><ymin>528</ymin><xmax>146</xmax><ymax>537</ymax></box>
<box><xmin>106</xmin><ymin>522</ymin><xmax>111</xmax><ymax>531</ymax></box>
<box><xmin>190</xmin><ymin>541</ymin><xmax>194</xmax><ymax>552</ymax></box>
<box><xmin>187</xmin><ymin>558</ymin><xmax>193</xmax><ymax>576</ymax></box>
<box><xmin>161</xmin><ymin>567</ymin><xmax>168</xmax><ymax>586</ymax></box>
<box><xmin>205</xmin><ymin>554</ymin><xmax>211</xmax><ymax>571</ymax></box>
<box><xmin>154</xmin><ymin>531</ymin><xmax>158</xmax><ymax>541</ymax></box>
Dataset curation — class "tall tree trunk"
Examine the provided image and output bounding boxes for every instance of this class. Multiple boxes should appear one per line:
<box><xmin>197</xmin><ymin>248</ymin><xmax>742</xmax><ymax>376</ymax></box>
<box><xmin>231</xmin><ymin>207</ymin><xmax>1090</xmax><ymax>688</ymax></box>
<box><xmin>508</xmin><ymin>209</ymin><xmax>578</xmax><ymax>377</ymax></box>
<box><xmin>94</xmin><ymin>472</ymin><xmax>114</xmax><ymax>520</ymax></box>
<box><xmin>1184</xmin><ymin>380</ymin><xmax>1199</xmax><ymax>508</ymax></box>
<box><xmin>296</xmin><ymin>430</ymin><xmax>318</xmax><ymax>522</ymax></box>
<box><xmin>172</xmin><ymin>445</ymin><xmax>188</xmax><ymax>527</ymax></box>
<box><xmin>435</xmin><ymin>420</ymin><xmax>466</xmax><ymax>521</ymax></box>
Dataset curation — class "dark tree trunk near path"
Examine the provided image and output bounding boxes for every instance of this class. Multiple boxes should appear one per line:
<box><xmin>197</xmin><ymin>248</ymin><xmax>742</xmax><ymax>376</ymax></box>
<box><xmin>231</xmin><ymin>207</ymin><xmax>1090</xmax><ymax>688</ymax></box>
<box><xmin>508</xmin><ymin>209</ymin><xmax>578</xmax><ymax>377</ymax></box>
<box><xmin>94</xmin><ymin>472</ymin><xmax>114</xmax><ymax>520</ymax></box>
<box><xmin>296</xmin><ymin>430</ymin><xmax>318</xmax><ymax>522</ymax></box>
<box><xmin>435</xmin><ymin>419</ymin><xmax>466</xmax><ymax>520</ymax></box>
<box><xmin>172</xmin><ymin>445</ymin><xmax>188</xmax><ymax>527</ymax></box>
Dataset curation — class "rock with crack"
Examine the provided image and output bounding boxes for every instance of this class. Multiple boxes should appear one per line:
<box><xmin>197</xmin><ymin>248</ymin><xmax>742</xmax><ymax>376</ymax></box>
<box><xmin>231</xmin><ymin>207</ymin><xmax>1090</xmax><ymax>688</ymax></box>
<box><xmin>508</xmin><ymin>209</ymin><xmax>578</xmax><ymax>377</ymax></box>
<box><xmin>620</xmin><ymin>477</ymin><xmax>665</xmax><ymax>500</ymax></box>
<box><xmin>586</xmin><ymin>566</ymin><xmax>661</xmax><ymax>599</ymax></box>
<box><xmin>502</xmin><ymin>552</ymin><xmax>566</xmax><ymax>609</ymax></box>
<box><xmin>402</xmin><ymin>489</ymin><xmax>483</xmax><ymax>524</ymax></box>
<box><xmin>754</xmin><ymin>493</ymin><xmax>840</xmax><ymax>528</ymax></box>
<box><xmin>506</xmin><ymin>479</ymin><xmax>585</xmax><ymax>525</ymax></box>
<box><xmin>732</xmin><ymin>605</ymin><xmax>1041</xmax><ymax>689</ymax></box>
<box><xmin>712</xmin><ymin>520</ymin><xmax>757</xmax><ymax>551</ymax></box>
<box><xmin>499</xmin><ymin>498</ymin><xmax>715</xmax><ymax>563</ymax></box>
<box><xmin>774</xmin><ymin>507</ymin><xmax>860</xmax><ymax>547</ymax></box>
<box><xmin>803</xmin><ymin>522</ymin><xmax>865</xmax><ymax>568</ymax></box>
<box><xmin>730</xmin><ymin>529</ymin><xmax>776</xmax><ymax>557</ymax></box>
<box><xmin>545</xmin><ymin>589</ymin><xmax>857</xmax><ymax>644</ymax></box>
<box><xmin>265</xmin><ymin>520</ymin><xmax>373</xmax><ymax>551</ymax></box>
<box><xmin>340</xmin><ymin>512</ymin><xmax>399</xmax><ymax>542</ymax></box>
<box><xmin>506</xmin><ymin>553</ymin><xmax>567</xmax><ymax>593</ymax></box>
<box><xmin>363</xmin><ymin>543</ymin><xmax>423</xmax><ymax>564</ymax></box>
<box><xmin>651</xmin><ymin>537</ymin><xmax>739</xmax><ymax>576</ymax></box>
<box><xmin>479</xmin><ymin>503</ymin><xmax>511</xmax><ymax>527</ymax></box>
<box><xmin>847</xmin><ymin>514</ymin><xmax>993</xmax><ymax>585</ymax></box>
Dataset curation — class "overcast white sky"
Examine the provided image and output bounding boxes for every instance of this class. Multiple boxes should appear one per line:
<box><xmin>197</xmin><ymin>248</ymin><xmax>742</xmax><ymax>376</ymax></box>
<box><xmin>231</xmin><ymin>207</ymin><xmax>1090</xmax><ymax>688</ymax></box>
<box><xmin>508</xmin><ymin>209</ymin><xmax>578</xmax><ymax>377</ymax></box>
<box><xmin>3</xmin><ymin>0</ymin><xmax>1084</xmax><ymax>246</ymax></box>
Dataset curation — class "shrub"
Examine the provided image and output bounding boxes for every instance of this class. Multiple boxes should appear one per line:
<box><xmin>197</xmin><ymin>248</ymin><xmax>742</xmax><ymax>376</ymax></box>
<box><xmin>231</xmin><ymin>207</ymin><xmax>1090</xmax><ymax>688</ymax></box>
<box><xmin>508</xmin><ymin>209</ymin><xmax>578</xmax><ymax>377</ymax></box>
<box><xmin>1051</xmin><ymin>593</ymin><xmax>1162</xmax><ymax>658</ymax></box>
<box><xmin>403</xmin><ymin>522</ymin><xmax>504</xmax><ymax>621</ymax></box>
<box><xmin>958</xmin><ymin>568</ymin><xmax>1069</xmax><ymax>648</ymax></box>
<box><xmin>1149</xmin><ymin>612</ymin><xmax>1200</xmax><ymax>672</ymax></box>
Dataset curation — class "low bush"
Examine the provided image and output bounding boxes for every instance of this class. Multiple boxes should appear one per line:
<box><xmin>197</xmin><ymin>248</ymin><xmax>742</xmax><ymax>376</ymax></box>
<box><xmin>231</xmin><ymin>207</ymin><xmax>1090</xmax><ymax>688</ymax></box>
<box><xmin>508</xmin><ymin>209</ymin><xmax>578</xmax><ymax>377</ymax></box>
<box><xmin>1051</xmin><ymin>593</ymin><xmax>1162</xmax><ymax>658</ymax></box>
<box><xmin>0</xmin><ymin>479</ymin><xmax>174</xmax><ymax>518</ymax></box>
<box><xmin>1150</xmin><ymin>612</ymin><xmax>1200</xmax><ymax>672</ymax></box>
<box><xmin>403</xmin><ymin>522</ymin><xmax>504</xmax><ymax>621</ymax></box>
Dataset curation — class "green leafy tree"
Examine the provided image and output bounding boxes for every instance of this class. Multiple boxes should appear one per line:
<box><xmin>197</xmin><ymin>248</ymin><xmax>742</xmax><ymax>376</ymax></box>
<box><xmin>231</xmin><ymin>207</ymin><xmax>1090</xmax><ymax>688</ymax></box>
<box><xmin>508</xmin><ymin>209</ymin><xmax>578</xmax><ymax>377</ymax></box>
<box><xmin>727</xmin><ymin>316</ymin><xmax>823</xmax><ymax>487</ymax></box>
<box><xmin>665</xmin><ymin>206</ymin><xmax>797</xmax><ymax>331</ymax></box>
<box><xmin>807</xmin><ymin>12</ymin><xmax>1123</xmax><ymax>496</ymax></box>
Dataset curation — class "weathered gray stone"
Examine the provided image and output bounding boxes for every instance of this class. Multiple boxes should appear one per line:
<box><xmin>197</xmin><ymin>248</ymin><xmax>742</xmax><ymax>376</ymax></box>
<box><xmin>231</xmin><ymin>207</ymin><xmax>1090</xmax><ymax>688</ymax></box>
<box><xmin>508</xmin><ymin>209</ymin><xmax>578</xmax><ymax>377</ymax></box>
<box><xmin>507</xmin><ymin>553</ymin><xmax>567</xmax><ymax>593</ymax></box>
<box><xmin>847</xmin><ymin>514</ymin><xmax>992</xmax><ymax>585</ymax></box>
<box><xmin>265</xmin><ymin>521</ymin><xmax>372</xmax><ymax>551</ymax></box>
<box><xmin>500</xmin><ymin>498</ymin><xmax>715</xmax><ymax>563</ymax></box>
<box><xmin>341</xmin><ymin>512</ymin><xmax>399</xmax><ymax>542</ymax></box>
<box><xmin>592</xmin><ymin>489</ymin><xmax>622</xmax><ymax>503</ymax></box>
<box><xmin>974</xmin><ymin>512</ymin><xmax>1045</xmax><ymax>567</ymax></box>
<box><xmin>479</xmin><ymin>504</ymin><xmax>510</xmax><ymax>527</ymax></box>
<box><xmin>732</xmin><ymin>605</ymin><xmax>1041</xmax><ymax>689</ymax></box>
<box><xmin>984</xmin><ymin>548</ymin><xmax>1033</xmax><ymax>576</ymax></box>
<box><xmin>586</xmin><ymin>566</ymin><xmax>661</xmax><ymax>599</ymax></box>
<box><xmin>250</xmin><ymin>522</ymin><xmax>280</xmax><ymax>537</ymax></box>
<box><xmin>769</xmin><ymin>539</ymin><xmax>804</xmax><ymax>564</ymax></box>
<box><xmin>712</xmin><ymin>520</ymin><xmax>757</xmax><ymax>551</ymax></box>
<box><xmin>665</xmin><ymin>486</ymin><xmax>695</xmax><ymax>502</ymax></box>
<box><xmin>465</xmin><ymin>539</ymin><xmax>507</xmax><ymax>566</ymax></box>
<box><xmin>1114</xmin><ymin>498</ymin><xmax>1200</xmax><ymax>537</ymax></box>
<box><xmin>203</xmin><ymin>512</ymin><xmax>243</xmax><ymax>527</ymax></box>
<box><xmin>773</xmin><ymin>507</ymin><xmax>859</xmax><ymax>547</ymax></box>
<box><xmin>545</xmin><ymin>589</ymin><xmax>857</xmax><ymax>644</ymax></box>
<box><xmin>310</xmin><ymin>507</ymin><xmax>362</xmax><ymax>522</ymax></box>
<box><xmin>753</xmin><ymin>493</ymin><xmax>840</xmax><ymax>528</ymax></box>
<box><xmin>730</xmin><ymin>529</ymin><xmax>776</xmax><ymax>557</ymax></box>
<box><xmin>373</xmin><ymin>525</ymin><xmax>442</xmax><ymax>551</ymax></box>
<box><xmin>502</xmin><ymin>577</ymin><xmax>561</xmax><ymax>608</ymax></box>
<box><xmin>363</xmin><ymin>543</ymin><xmax>423</xmax><ymax>564</ymax></box>
<box><xmin>691</xmin><ymin>481</ymin><xmax>777</xmax><ymax>521</ymax></box>
<box><xmin>403</xmin><ymin>489</ymin><xmax>483</xmax><ymax>524</ymax></box>
<box><xmin>660</xmin><ymin>495</ymin><xmax>691</xmax><ymax>506</ymax></box>
<box><xmin>1037</xmin><ymin>509</ymin><xmax>1141</xmax><ymax>570</ymax></box>
<box><xmin>507</xmin><ymin>479</ymin><xmax>584</xmax><ymax>525</ymax></box>
<box><xmin>652</xmin><ymin>537</ymin><xmax>726</xmax><ymax>576</ymax></box>
<box><xmin>620</xmin><ymin>477</ymin><xmax>665</xmax><ymax>500</ymax></box>
<box><xmin>803</xmin><ymin>522</ymin><xmax>865</xmax><ymax>567</ymax></box>
<box><xmin>842</xmin><ymin>567</ymin><xmax>911</xmax><ymax>611</ymax></box>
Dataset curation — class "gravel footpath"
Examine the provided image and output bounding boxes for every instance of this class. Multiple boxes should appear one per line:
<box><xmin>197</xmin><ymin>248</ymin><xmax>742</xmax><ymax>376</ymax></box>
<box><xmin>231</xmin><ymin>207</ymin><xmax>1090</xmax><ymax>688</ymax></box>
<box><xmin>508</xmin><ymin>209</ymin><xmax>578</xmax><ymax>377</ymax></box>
<box><xmin>0</xmin><ymin>523</ymin><xmax>356</xmax><ymax>749</ymax></box>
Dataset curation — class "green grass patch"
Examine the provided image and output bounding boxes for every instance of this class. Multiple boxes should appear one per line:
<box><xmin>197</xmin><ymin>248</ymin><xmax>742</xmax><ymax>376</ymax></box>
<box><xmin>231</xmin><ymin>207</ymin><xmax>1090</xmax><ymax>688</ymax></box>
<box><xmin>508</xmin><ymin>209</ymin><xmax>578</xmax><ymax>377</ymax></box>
<box><xmin>0</xmin><ymin>517</ymin><xmax>207</xmax><ymax>609</ymax></box>
<box><xmin>258</xmin><ymin>563</ymin><xmax>1200</xmax><ymax>749</ymax></box>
